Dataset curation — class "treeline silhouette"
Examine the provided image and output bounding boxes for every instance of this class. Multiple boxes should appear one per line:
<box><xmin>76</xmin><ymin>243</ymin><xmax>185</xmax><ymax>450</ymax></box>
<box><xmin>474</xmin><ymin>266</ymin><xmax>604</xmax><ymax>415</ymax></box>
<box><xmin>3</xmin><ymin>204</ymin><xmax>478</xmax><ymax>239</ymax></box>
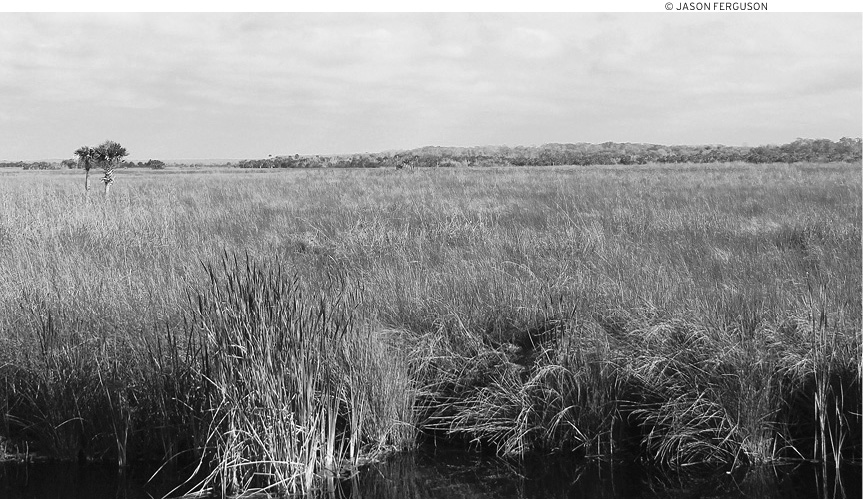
<box><xmin>1</xmin><ymin>161</ymin><xmax>59</xmax><ymax>170</ymax></box>
<box><xmin>2</xmin><ymin>137</ymin><xmax>860</xmax><ymax>170</ymax></box>
<box><xmin>0</xmin><ymin>158</ymin><xmax>169</xmax><ymax>170</ymax></box>
<box><xmin>234</xmin><ymin>137</ymin><xmax>863</xmax><ymax>169</ymax></box>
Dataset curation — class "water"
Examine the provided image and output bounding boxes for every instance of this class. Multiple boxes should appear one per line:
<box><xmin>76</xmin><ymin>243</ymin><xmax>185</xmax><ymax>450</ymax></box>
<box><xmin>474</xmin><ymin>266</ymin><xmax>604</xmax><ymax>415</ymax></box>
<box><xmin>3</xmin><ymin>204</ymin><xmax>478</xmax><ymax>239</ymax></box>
<box><xmin>0</xmin><ymin>462</ymin><xmax>187</xmax><ymax>499</ymax></box>
<box><xmin>350</xmin><ymin>448</ymin><xmax>861</xmax><ymax>499</ymax></box>
<box><xmin>1</xmin><ymin>449</ymin><xmax>860</xmax><ymax>499</ymax></box>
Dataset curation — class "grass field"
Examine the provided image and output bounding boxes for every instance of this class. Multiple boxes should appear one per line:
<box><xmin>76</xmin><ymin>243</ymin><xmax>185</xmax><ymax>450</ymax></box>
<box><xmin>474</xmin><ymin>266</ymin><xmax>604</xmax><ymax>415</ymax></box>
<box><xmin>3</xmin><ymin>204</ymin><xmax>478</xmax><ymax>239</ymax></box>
<box><xmin>0</xmin><ymin>163</ymin><xmax>860</xmax><ymax>495</ymax></box>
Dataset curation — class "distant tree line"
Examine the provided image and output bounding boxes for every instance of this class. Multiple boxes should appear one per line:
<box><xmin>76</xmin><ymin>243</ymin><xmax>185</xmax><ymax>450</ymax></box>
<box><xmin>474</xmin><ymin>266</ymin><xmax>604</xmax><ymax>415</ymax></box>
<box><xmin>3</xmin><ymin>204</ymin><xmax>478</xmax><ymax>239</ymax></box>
<box><xmin>235</xmin><ymin>154</ymin><xmax>395</xmax><ymax>169</ymax></box>
<box><xmin>0</xmin><ymin>158</ymin><xmax>168</xmax><ymax>170</ymax></box>
<box><xmin>2</xmin><ymin>161</ymin><xmax>61</xmax><ymax>170</ymax></box>
<box><xmin>121</xmin><ymin>159</ymin><xmax>167</xmax><ymax>169</ymax></box>
<box><xmin>2</xmin><ymin>138</ymin><xmax>860</xmax><ymax>171</ymax></box>
<box><xmin>234</xmin><ymin>137</ymin><xmax>863</xmax><ymax>169</ymax></box>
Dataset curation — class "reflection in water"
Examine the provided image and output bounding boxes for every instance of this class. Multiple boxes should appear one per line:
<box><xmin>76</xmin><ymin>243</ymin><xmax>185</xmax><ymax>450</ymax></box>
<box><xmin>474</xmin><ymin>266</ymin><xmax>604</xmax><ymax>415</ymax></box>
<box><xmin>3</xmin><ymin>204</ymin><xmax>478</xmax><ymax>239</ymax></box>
<box><xmin>344</xmin><ymin>447</ymin><xmax>862</xmax><ymax>499</ymax></box>
<box><xmin>1</xmin><ymin>450</ymin><xmax>860</xmax><ymax>499</ymax></box>
<box><xmin>0</xmin><ymin>462</ymin><xmax>188</xmax><ymax>499</ymax></box>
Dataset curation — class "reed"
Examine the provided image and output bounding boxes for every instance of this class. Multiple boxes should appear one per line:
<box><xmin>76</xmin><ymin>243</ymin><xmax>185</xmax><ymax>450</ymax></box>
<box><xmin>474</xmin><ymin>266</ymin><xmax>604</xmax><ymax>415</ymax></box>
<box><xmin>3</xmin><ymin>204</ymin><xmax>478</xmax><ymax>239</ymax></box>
<box><xmin>182</xmin><ymin>253</ymin><xmax>415</xmax><ymax>496</ymax></box>
<box><xmin>0</xmin><ymin>163</ymin><xmax>859</xmax><ymax>492</ymax></box>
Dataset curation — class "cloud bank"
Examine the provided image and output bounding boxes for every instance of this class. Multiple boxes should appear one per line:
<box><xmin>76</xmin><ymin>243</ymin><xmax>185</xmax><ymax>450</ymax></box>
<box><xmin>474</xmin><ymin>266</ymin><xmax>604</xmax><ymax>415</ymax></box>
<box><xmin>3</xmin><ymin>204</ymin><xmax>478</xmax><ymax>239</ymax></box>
<box><xmin>0</xmin><ymin>13</ymin><xmax>859</xmax><ymax>159</ymax></box>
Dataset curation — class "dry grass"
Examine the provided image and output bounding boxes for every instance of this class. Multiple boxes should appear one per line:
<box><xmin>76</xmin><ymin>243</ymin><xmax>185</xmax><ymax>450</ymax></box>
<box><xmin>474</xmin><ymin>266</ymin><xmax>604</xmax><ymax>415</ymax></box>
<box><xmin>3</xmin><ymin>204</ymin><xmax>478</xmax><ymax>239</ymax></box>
<box><xmin>0</xmin><ymin>162</ymin><xmax>859</xmax><ymax>493</ymax></box>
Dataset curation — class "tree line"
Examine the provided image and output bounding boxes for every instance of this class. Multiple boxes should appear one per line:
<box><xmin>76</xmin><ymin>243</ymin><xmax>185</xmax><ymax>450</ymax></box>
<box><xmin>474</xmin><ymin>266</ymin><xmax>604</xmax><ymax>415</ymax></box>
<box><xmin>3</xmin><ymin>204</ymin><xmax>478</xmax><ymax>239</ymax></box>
<box><xmin>234</xmin><ymin>137</ymin><xmax>863</xmax><ymax>169</ymax></box>
<box><xmin>0</xmin><ymin>158</ymin><xmax>165</xmax><ymax>170</ymax></box>
<box><xmin>2</xmin><ymin>137</ymin><xmax>860</xmax><ymax>171</ymax></box>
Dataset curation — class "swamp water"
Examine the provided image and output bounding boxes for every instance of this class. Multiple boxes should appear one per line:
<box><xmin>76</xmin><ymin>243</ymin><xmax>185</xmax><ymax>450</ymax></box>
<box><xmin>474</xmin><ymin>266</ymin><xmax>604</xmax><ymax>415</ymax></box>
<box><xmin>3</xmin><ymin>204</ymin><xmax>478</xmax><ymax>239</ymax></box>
<box><xmin>1</xmin><ymin>448</ymin><xmax>860</xmax><ymax>499</ymax></box>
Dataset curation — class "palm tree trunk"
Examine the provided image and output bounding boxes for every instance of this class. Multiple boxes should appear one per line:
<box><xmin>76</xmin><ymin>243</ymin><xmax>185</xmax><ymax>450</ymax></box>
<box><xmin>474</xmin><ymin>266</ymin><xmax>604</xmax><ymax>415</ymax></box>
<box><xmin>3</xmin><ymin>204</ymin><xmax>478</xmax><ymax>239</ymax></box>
<box><xmin>103</xmin><ymin>164</ymin><xmax>114</xmax><ymax>198</ymax></box>
<box><xmin>84</xmin><ymin>168</ymin><xmax>90</xmax><ymax>192</ymax></box>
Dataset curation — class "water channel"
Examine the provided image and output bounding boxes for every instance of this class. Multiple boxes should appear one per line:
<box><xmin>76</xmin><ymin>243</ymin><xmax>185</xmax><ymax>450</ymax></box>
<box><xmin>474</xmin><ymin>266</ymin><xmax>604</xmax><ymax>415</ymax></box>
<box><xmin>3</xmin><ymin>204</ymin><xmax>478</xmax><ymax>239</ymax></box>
<box><xmin>1</xmin><ymin>447</ymin><xmax>859</xmax><ymax>499</ymax></box>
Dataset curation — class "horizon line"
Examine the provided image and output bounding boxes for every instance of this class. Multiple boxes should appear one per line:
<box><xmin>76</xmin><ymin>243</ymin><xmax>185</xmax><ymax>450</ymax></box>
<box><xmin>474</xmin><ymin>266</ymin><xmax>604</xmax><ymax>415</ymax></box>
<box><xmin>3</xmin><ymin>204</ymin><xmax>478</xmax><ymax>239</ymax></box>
<box><xmin>3</xmin><ymin>136</ymin><xmax>860</xmax><ymax>163</ymax></box>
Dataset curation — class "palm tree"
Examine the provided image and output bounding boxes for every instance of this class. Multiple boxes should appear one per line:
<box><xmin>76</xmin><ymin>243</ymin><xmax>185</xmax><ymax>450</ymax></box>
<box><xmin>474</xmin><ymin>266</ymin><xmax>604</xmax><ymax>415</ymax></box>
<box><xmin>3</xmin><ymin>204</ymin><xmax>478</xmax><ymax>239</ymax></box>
<box><xmin>74</xmin><ymin>145</ymin><xmax>96</xmax><ymax>193</ymax></box>
<box><xmin>93</xmin><ymin>140</ymin><xmax>128</xmax><ymax>198</ymax></box>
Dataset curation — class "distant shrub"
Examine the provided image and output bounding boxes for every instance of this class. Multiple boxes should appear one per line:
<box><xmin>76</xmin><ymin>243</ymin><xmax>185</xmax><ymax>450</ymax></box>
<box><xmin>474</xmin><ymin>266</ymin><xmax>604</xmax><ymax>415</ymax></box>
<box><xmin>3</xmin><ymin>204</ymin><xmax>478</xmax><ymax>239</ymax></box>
<box><xmin>21</xmin><ymin>161</ymin><xmax>60</xmax><ymax>170</ymax></box>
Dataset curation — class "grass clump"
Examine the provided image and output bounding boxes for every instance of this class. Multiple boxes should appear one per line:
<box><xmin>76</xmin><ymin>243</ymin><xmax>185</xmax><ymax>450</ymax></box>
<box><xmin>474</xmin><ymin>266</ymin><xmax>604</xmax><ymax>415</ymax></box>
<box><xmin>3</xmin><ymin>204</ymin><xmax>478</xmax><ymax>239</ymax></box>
<box><xmin>412</xmin><ymin>316</ymin><xmax>621</xmax><ymax>458</ymax></box>
<box><xmin>184</xmin><ymin>253</ymin><xmax>415</xmax><ymax>496</ymax></box>
<box><xmin>0</xmin><ymin>253</ymin><xmax>416</xmax><ymax>497</ymax></box>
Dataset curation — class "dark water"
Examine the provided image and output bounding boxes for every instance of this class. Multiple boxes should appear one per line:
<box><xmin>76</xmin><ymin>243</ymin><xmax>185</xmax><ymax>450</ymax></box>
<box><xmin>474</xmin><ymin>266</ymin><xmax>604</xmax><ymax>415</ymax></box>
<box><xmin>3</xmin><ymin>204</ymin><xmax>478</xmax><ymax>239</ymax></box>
<box><xmin>349</xmin><ymin>448</ymin><xmax>861</xmax><ymax>499</ymax></box>
<box><xmin>0</xmin><ymin>462</ymin><xmax>188</xmax><ymax>499</ymax></box>
<box><xmin>1</xmin><ymin>449</ymin><xmax>860</xmax><ymax>499</ymax></box>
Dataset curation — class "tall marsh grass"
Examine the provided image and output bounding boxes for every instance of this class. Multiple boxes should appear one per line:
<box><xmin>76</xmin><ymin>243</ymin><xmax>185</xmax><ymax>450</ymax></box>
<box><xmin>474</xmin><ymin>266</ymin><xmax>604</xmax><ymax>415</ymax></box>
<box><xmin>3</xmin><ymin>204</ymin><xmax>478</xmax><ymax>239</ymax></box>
<box><xmin>187</xmin><ymin>254</ymin><xmax>414</xmax><ymax>496</ymax></box>
<box><xmin>0</xmin><ymin>163</ymin><xmax>859</xmax><ymax>493</ymax></box>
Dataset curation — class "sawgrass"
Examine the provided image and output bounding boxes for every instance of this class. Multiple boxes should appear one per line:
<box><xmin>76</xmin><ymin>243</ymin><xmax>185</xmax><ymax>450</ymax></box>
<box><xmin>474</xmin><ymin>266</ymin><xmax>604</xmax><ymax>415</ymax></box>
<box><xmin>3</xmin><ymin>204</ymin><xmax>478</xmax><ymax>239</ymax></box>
<box><xmin>0</xmin><ymin>162</ymin><xmax>859</xmax><ymax>494</ymax></box>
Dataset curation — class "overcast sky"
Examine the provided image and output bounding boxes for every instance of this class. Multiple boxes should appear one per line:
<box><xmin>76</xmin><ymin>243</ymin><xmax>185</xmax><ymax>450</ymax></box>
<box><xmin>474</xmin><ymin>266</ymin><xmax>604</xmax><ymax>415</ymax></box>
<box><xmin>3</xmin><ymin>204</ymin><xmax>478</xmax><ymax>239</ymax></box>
<box><xmin>0</xmin><ymin>12</ymin><xmax>860</xmax><ymax>160</ymax></box>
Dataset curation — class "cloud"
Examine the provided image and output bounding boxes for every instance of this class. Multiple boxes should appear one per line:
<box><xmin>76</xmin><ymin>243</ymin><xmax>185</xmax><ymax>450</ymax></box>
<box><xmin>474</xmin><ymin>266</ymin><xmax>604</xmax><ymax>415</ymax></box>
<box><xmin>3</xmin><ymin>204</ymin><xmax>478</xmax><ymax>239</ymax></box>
<box><xmin>0</xmin><ymin>12</ymin><xmax>859</xmax><ymax>159</ymax></box>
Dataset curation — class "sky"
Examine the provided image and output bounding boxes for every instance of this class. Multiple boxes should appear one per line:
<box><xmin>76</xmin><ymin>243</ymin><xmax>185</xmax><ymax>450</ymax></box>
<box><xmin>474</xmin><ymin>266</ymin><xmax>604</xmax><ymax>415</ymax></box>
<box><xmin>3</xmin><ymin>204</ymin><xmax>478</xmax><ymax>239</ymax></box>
<box><xmin>0</xmin><ymin>10</ymin><xmax>860</xmax><ymax>160</ymax></box>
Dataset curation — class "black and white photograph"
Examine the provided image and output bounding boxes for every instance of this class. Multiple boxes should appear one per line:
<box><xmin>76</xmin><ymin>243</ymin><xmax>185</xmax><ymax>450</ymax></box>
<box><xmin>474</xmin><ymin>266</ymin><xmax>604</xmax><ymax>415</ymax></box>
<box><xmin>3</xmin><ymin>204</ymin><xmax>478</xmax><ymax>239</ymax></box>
<box><xmin>0</xmin><ymin>3</ymin><xmax>861</xmax><ymax>498</ymax></box>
